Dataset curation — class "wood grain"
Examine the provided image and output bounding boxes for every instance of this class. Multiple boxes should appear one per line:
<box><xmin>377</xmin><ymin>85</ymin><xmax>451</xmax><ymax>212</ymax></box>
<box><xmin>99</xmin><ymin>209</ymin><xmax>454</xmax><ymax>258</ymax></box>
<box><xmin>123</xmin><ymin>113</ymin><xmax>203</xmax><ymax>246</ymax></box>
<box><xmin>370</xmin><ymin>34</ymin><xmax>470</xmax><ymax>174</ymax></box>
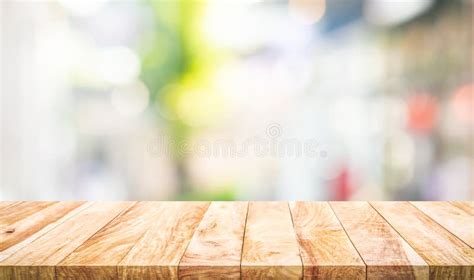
<box><xmin>118</xmin><ymin>201</ymin><xmax>209</xmax><ymax>279</ymax></box>
<box><xmin>289</xmin><ymin>201</ymin><xmax>365</xmax><ymax>279</ymax></box>
<box><xmin>371</xmin><ymin>201</ymin><xmax>474</xmax><ymax>280</ymax></box>
<box><xmin>330</xmin><ymin>201</ymin><xmax>428</xmax><ymax>279</ymax></box>
<box><xmin>241</xmin><ymin>202</ymin><xmax>302</xmax><ymax>279</ymax></box>
<box><xmin>0</xmin><ymin>201</ymin><xmax>132</xmax><ymax>280</ymax></box>
<box><xmin>0</xmin><ymin>201</ymin><xmax>55</xmax><ymax>227</ymax></box>
<box><xmin>0</xmin><ymin>201</ymin><xmax>90</xmax><ymax>262</ymax></box>
<box><xmin>57</xmin><ymin>201</ymin><xmax>164</xmax><ymax>279</ymax></box>
<box><xmin>1</xmin><ymin>201</ymin><xmax>472</xmax><ymax>279</ymax></box>
<box><xmin>179</xmin><ymin>202</ymin><xmax>247</xmax><ymax>279</ymax></box>
<box><xmin>450</xmin><ymin>201</ymin><xmax>474</xmax><ymax>216</ymax></box>
<box><xmin>411</xmin><ymin>201</ymin><xmax>474</xmax><ymax>248</ymax></box>
<box><xmin>0</xmin><ymin>201</ymin><xmax>20</xmax><ymax>211</ymax></box>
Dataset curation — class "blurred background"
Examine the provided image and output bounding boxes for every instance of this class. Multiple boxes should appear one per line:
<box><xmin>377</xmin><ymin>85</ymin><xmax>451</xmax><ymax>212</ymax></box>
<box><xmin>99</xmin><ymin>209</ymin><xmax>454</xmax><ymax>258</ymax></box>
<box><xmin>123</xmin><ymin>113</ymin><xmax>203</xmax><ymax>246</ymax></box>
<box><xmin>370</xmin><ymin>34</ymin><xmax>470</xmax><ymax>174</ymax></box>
<box><xmin>1</xmin><ymin>0</ymin><xmax>472</xmax><ymax>201</ymax></box>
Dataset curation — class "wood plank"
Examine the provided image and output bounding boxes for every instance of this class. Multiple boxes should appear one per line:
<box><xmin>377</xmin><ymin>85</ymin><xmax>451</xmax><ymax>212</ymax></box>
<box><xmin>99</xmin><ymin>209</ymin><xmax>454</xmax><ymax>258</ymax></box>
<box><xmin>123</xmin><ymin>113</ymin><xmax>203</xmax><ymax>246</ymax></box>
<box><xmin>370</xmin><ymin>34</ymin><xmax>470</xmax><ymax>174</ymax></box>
<box><xmin>0</xmin><ymin>201</ymin><xmax>132</xmax><ymax>280</ymax></box>
<box><xmin>330</xmin><ymin>201</ymin><xmax>428</xmax><ymax>279</ymax></box>
<box><xmin>0</xmin><ymin>201</ymin><xmax>91</xmax><ymax>262</ymax></box>
<box><xmin>0</xmin><ymin>201</ymin><xmax>20</xmax><ymax>211</ymax></box>
<box><xmin>411</xmin><ymin>201</ymin><xmax>474</xmax><ymax>248</ymax></box>
<box><xmin>371</xmin><ymin>201</ymin><xmax>474</xmax><ymax>280</ymax></box>
<box><xmin>449</xmin><ymin>201</ymin><xmax>474</xmax><ymax>216</ymax></box>
<box><xmin>289</xmin><ymin>201</ymin><xmax>365</xmax><ymax>279</ymax></box>
<box><xmin>241</xmin><ymin>202</ymin><xmax>302</xmax><ymax>279</ymax></box>
<box><xmin>0</xmin><ymin>201</ymin><xmax>55</xmax><ymax>226</ymax></box>
<box><xmin>57</xmin><ymin>201</ymin><xmax>165</xmax><ymax>279</ymax></box>
<box><xmin>179</xmin><ymin>201</ymin><xmax>247</xmax><ymax>279</ymax></box>
<box><xmin>0</xmin><ymin>200</ymin><xmax>471</xmax><ymax>279</ymax></box>
<box><xmin>118</xmin><ymin>201</ymin><xmax>209</xmax><ymax>279</ymax></box>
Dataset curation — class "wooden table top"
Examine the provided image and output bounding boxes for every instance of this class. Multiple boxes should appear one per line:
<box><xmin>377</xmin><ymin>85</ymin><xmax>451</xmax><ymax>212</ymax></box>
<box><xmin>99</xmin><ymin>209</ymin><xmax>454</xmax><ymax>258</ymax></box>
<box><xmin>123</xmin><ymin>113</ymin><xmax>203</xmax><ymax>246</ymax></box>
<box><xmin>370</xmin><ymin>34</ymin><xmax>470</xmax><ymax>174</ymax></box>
<box><xmin>0</xmin><ymin>201</ymin><xmax>472</xmax><ymax>279</ymax></box>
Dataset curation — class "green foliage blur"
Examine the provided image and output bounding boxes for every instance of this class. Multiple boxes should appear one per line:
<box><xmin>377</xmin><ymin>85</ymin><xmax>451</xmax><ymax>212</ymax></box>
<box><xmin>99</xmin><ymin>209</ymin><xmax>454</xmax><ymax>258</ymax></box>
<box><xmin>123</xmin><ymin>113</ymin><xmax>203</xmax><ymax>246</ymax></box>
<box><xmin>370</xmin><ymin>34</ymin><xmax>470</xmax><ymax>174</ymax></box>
<box><xmin>139</xmin><ymin>0</ymin><xmax>229</xmax><ymax>199</ymax></box>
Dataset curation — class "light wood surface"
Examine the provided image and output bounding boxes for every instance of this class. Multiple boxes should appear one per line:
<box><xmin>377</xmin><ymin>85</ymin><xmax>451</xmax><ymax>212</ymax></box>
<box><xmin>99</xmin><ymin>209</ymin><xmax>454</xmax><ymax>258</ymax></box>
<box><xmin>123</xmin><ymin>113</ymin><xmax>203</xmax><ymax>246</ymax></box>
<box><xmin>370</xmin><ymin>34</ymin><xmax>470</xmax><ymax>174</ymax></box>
<box><xmin>0</xmin><ymin>202</ymin><xmax>20</xmax><ymax>211</ymax></box>
<box><xmin>372</xmin><ymin>201</ymin><xmax>474</xmax><ymax>280</ymax></box>
<box><xmin>57</xmin><ymin>202</ymin><xmax>163</xmax><ymax>279</ymax></box>
<box><xmin>0</xmin><ymin>201</ymin><xmax>131</xmax><ymax>280</ymax></box>
<box><xmin>330</xmin><ymin>201</ymin><xmax>429</xmax><ymax>279</ymax></box>
<box><xmin>0</xmin><ymin>201</ymin><xmax>473</xmax><ymax>279</ymax></box>
<box><xmin>0</xmin><ymin>201</ymin><xmax>55</xmax><ymax>227</ymax></box>
<box><xmin>450</xmin><ymin>201</ymin><xmax>474</xmax><ymax>216</ymax></box>
<box><xmin>289</xmin><ymin>202</ymin><xmax>365</xmax><ymax>279</ymax></box>
<box><xmin>241</xmin><ymin>202</ymin><xmax>302</xmax><ymax>279</ymax></box>
<box><xmin>411</xmin><ymin>201</ymin><xmax>474</xmax><ymax>248</ymax></box>
<box><xmin>119</xmin><ymin>202</ymin><xmax>209</xmax><ymax>279</ymax></box>
<box><xmin>179</xmin><ymin>202</ymin><xmax>247</xmax><ymax>279</ymax></box>
<box><xmin>0</xmin><ymin>201</ymin><xmax>90</xmax><ymax>262</ymax></box>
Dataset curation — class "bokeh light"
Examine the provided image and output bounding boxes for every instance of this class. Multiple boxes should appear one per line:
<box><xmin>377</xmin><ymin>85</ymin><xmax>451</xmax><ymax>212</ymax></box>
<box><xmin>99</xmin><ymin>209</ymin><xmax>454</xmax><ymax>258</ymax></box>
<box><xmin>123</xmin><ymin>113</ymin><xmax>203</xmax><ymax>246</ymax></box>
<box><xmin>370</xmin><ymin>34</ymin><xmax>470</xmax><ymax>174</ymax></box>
<box><xmin>98</xmin><ymin>46</ymin><xmax>140</xmax><ymax>86</ymax></box>
<box><xmin>1</xmin><ymin>0</ymin><xmax>472</xmax><ymax>201</ymax></box>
